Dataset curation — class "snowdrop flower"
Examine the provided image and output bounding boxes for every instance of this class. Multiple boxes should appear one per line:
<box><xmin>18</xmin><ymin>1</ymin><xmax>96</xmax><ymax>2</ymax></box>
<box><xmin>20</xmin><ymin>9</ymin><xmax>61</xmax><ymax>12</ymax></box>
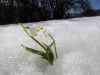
<box><xmin>29</xmin><ymin>24</ymin><xmax>51</xmax><ymax>38</ymax></box>
<box><xmin>29</xmin><ymin>24</ymin><xmax>43</xmax><ymax>37</ymax></box>
<box><xmin>37</xmin><ymin>28</ymin><xmax>51</xmax><ymax>38</ymax></box>
<box><xmin>41</xmin><ymin>28</ymin><xmax>51</xmax><ymax>37</ymax></box>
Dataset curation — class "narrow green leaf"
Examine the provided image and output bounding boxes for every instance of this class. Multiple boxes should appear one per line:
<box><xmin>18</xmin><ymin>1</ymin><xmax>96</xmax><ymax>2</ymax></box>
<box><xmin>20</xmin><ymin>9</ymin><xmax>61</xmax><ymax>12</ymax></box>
<box><xmin>21</xmin><ymin>44</ymin><xmax>53</xmax><ymax>65</ymax></box>
<box><xmin>49</xmin><ymin>42</ymin><xmax>54</xmax><ymax>48</ymax></box>
<box><xmin>42</xmin><ymin>42</ymin><xmax>54</xmax><ymax>61</ymax></box>
<box><xmin>30</xmin><ymin>36</ymin><xmax>47</xmax><ymax>51</ymax></box>
<box><xmin>46</xmin><ymin>53</ymin><xmax>53</xmax><ymax>65</ymax></box>
<box><xmin>21</xmin><ymin>44</ymin><xmax>45</xmax><ymax>56</ymax></box>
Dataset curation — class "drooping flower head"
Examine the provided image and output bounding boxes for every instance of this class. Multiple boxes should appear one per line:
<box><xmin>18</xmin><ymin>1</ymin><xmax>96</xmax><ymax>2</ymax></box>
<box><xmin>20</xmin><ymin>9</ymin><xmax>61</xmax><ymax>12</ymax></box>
<box><xmin>41</xmin><ymin>28</ymin><xmax>51</xmax><ymax>37</ymax></box>
<box><xmin>28</xmin><ymin>24</ymin><xmax>43</xmax><ymax>37</ymax></box>
<box><xmin>28</xmin><ymin>24</ymin><xmax>51</xmax><ymax>38</ymax></box>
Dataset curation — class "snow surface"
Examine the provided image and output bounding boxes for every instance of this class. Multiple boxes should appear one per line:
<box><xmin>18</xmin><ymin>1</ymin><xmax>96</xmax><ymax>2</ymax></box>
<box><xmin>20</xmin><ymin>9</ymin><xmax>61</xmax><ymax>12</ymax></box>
<box><xmin>0</xmin><ymin>16</ymin><xmax>100</xmax><ymax>75</ymax></box>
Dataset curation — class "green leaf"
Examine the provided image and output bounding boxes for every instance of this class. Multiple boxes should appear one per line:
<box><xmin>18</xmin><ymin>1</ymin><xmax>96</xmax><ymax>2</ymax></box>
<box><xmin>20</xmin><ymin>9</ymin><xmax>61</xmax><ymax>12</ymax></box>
<box><xmin>21</xmin><ymin>44</ymin><xmax>53</xmax><ymax>65</ymax></box>
<box><xmin>21</xmin><ymin>44</ymin><xmax>45</xmax><ymax>56</ymax></box>
<box><xmin>42</xmin><ymin>42</ymin><xmax>54</xmax><ymax>62</ymax></box>
<box><xmin>49</xmin><ymin>42</ymin><xmax>54</xmax><ymax>48</ymax></box>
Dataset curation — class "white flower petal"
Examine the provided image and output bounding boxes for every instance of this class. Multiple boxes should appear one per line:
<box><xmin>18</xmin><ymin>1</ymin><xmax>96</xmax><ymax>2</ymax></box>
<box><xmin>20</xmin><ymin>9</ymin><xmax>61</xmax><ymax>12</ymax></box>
<box><xmin>37</xmin><ymin>24</ymin><xmax>43</xmax><ymax>30</ymax></box>
<box><xmin>41</xmin><ymin>29</ymin><xmax>51</xmax><ymax>37</ymax></box>
<box><xmin>29</xmin><ymin>24</ymin><xmax>39</xmax><ymax>37</ymax></box>
<box><xmin>46</xmin><ymin>29</ymin><xmax>51</xmax><ymax>35</ymax></box>
<box><xmin>28</xmin><ymin>24</ymin><xmax>51</xmax><ymax>37</ymax></box>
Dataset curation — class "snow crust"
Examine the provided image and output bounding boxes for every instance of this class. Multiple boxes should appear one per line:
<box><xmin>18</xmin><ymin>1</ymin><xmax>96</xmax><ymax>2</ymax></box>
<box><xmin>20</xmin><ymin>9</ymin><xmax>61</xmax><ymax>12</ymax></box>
<box><xmin>0</xmin><ymin>16</ymin><xmax>100</xmax><ymax>75</ymax></box>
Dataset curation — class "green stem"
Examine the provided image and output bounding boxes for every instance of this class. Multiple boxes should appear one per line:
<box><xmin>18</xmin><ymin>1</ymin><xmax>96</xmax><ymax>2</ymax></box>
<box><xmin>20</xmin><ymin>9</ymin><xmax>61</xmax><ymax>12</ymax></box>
<box><xmin>19</xmin><ymin>23</ymin><xmax>29</xmax><ymax>36</ymax></box>
<box><xmin>30</xmin><ymin>36</ymin><xmax>46</xmax><ymax>50</ymax></box>
<box><xmin>48</xmin><ymin>34</ymin><xmax>58</xmax><ymax>59</ymax></box>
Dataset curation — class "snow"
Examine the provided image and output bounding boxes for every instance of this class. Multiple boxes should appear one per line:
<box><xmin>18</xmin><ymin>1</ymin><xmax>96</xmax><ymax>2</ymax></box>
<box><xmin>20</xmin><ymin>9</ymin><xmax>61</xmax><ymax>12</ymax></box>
<box><xmin>0</xmin><ymin>16</ymin><xmax>100</xmax><ymax>75</ymax></box>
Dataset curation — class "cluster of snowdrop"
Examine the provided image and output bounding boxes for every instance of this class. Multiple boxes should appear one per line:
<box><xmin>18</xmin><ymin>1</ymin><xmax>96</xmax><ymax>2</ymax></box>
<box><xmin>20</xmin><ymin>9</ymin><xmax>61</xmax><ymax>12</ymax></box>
<box><xmin>19</xmin><ymin>23</ymin><xmax>58</xmax><ymax>65</ymax></box>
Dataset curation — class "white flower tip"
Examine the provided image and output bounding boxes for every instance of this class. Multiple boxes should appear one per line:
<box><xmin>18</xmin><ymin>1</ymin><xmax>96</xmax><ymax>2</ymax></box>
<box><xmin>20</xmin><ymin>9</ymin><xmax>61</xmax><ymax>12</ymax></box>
<box><xmin>37</xmin><ymin>24</ymin><xmax>43</xmax><ymax>30</ymax></box>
